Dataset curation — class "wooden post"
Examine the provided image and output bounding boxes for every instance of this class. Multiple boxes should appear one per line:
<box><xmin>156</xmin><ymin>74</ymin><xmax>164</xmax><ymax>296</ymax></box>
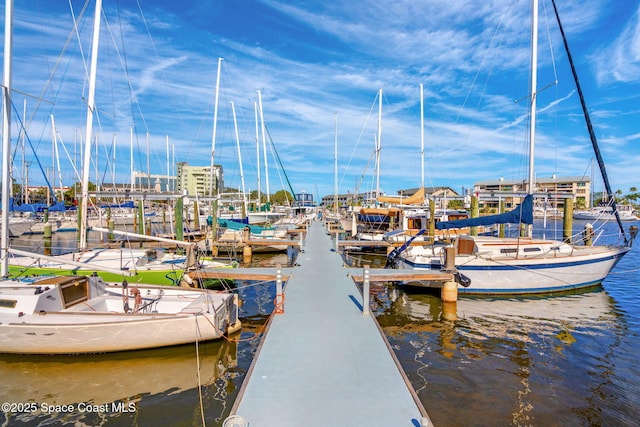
<box><xmin>428</xmin><ymin>198</ymin><xmax>435</xmax><ymax>239</ymax></box>
<box><xmin>362</xmin><ymin>265</ymin><xmax>370</xmax><ymax>315</ymax></box>
<box><xmin>108</xmin><ymin>219</ymin><xmax>115</xmax><ymax>242</ymax></box>
<box><xmin>441</xmin><ymin>247</ymin><xmax>458</xmax><ymax>302</ymax></box>
<box><xmin>43</xmin><ymin>201</ymin><xmax>51</xmax><ymax>253</ymax></box>
<box><xmin>193</xmin><ymin>199</ymin><xmax>200</xmax><ymax>230</ymax></box>
<box><xmin>242</xmin><ymin>226</ymin><xmax>252</xmax><ymax>262</ymax></box>
<box><xmin>43</xmin><ymin>208</ymin><xmax>52</xmax><ymax>238</ymax></box>
<box><xmin>583</xmin><ymin>223</ymin><xmax>593</xmax><ymax>246</ymax></box>
<box><xmin>211</xmin><ymin>200</ymin><xmax>218</xmax><ymax>257</ymax></box>
<box><xmin>137</xmin><ymin>200</ymin><xmax>144</xmax><ymax>235</ymax></box>
<box><xmin>499</xmin><ymin>200</ymin><xmax>505</xmax><ymax>238</ymax></box>
<box><xmin>175</xmin><ymin>197</ymin><xmax>184</xmax><ymax>242</ymax></box>
<box><xmin>470</xmin><ymin>195</ymin><xmax>478</xmax><ymax>236</ymax></box>
<box><xmin>44</xmin><ymin>236</ymin><xmax>51</xmax><ymax>256</ymax></box>
<box><xmin>242</xmin><ymin>244</ymin><xmax>252</xmax><ymax>264</ymax></box>
<box><xmin>441</xmin><ymin>301</ymin><xmax>458</xmax><ymax>321</ymax></box>
<box><xmin>563</xmin><ymin>198</ymin><xmax>574</xmax><ymax>243</ymax></box>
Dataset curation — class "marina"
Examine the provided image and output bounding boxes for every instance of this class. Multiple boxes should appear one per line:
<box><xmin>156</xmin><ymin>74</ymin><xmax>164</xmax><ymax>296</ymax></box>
<box><xmin>0</xmin><ymin>219</ymin><xmax>638</xmax><ymax>426</ymax></box>
<box><xmin>2</xmin><ymin>1</ymin><xmax>640</xmax><ymax>425</ymax></box>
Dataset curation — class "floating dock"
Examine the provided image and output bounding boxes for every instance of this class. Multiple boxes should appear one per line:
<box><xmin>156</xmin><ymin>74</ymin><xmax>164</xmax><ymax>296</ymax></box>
<box><xmin>226</xmin><ymin>220</ymin><xmax>433</xmax><ymax>426</ymax></box>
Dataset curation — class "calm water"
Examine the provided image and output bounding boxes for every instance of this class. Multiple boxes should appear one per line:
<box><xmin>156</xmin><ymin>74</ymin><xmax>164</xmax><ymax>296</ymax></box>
<box><xmin>2</xmin><ymin>220</ymin><xmax>639</xmax><ymax>426</ymax></box>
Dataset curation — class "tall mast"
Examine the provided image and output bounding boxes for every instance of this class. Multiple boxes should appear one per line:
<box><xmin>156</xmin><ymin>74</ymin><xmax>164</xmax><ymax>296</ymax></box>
<box><xmin>79</xmin><ymin>0</ymin><xmax>102</xmax><ymax>251</ymax></box>
<box><xmin>257</xmin><ymin>90</ymin><xmax>270</xmax><ymax>204</ymax></box>
<box><xmin>129</xmin><ymin>127</ymin><xmax>134</xmax><ymax>191</ymax></box>
<box><xmin>166</xmin><ymin>135</ymin><xmax>169</xmax><ymax>190</ymax></box>
<box><xmin>145</xmin><ymin>132</ymin><xmax>150</xmax><ymax>190</ymax></box>
<box><xmin>333</xmin><ymin>112</ymin><xmax>338</xmax><ymax>214</ymax></box>
<box><xmin>231</xmin><ymin>102</ymin><xmax>248</xmax><ymax>215</ymax></box>
<box><xmin>420</xmin><ymin>83</ymin><xmax>424</xmax><ymax>189</ymax></box>
<box><xmin>376</xmin><ymin>88</ymin><xmax>382</xmax><ymax>198</ymax></box>
<box><xmin>254</xmin><ymin>101</ymin><xmax>260</xmax><ymax>206</ymax></box>
<box><xmin>209</xmin><ymin>57</ymin><xmax>222</xmax><ymax>197</ymax></box>
<box><xmin>1</xmin><ymin>0</ymin><xmax>14</xmax><ymax>276</ymax></box>
<box><xmin>526</xmin><ymin>0</ymin><xmax>539</xmax><ymax>238</ymax></box>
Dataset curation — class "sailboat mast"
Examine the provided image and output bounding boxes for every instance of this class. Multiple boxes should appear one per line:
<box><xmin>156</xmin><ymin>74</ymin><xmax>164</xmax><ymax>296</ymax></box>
<box><xmin>209</xmin><ymin>57</ymin><xmax>222</xmax><ymax>197</ymax></box>
<box><xmin>334</xmin><ymin>112</ymin><xmax>338</xmax><ymax>214</ymax></box>
<box><xmin>525</xmin><ymin>0</ymin><xmax>539</xmax><ymax>238</ymax></box>
<box><xmin>257</xmin><ymin>90</ymin><xmax>270</xmax><ymax>204</ymax></box>
<box><xmin>420</xmin><ymin>83</ymin><xmax>424</xmax><ymax>189</ymax></box>
<box><xmin>51</xmin><ymin>115</ymin><xmax>63</xmax><ymax>202</ymax></box>
<box><xmin>1</xmin><ymin>0</ymin><xmax>14</xmax><ymax>277</ymax></box>
<box><xmin>376</xmin><ymin>88</ymin><xmax>382</xmax><ymax>198</ymax></box>
<box><xmin>231</xmin><ymin>102</ymin><xmax>248</xmax><ymax>215</ymax></box>
<box><xmin>129</xmin><ymin>127</ymin><xmax>134</xmax><ymax>191</ymax></box>
<box><xmin>79</xmin><ymin>0</ymin><xmax>102</xmax><ymax>251</ymax></box>
<box><xmin>254</xmin><ymin>100</ymin><xmax>261</xmax><ymax>208</ymax></box>
<box><xmin>528</xmin><ymin>0</ymin><xmax>538</xmax><ymax>197</ymax></box>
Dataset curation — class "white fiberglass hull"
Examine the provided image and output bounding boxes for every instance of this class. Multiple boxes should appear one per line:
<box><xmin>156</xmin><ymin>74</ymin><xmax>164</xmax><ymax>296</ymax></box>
<box><xmin>0</xmin><ymin>277</ymin><xmax>240</xmax><ymax>354</ymax></box>
<box><xmin>0</xmin><ymin>313</ymin><xmax>228</xmax><ymax>354</ymax></box>
<box><xmin>394</xmin><ymin>238</ymin><xmax>630</xmax><ymax>295</ymax></box>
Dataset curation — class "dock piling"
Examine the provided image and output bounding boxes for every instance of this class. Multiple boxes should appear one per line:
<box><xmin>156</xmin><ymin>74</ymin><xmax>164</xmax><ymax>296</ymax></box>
<box><xmin>441</xmin><ymin>246</ymin><xmax>459</xmax><ymax>302</ymax></box>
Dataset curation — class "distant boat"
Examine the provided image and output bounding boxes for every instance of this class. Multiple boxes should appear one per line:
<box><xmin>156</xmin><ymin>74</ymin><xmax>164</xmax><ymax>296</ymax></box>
<box><xmin>573</xmin><ymin>204</ymin><xmax>639</xmax><ymax>221</ymax></box>
<box><xmin>0</xmin><ymin>274</ymin><xmax>240</xmax><ymax>354</ymax></box>
<box><xmin>386</xmin><ymin>0</ymin><xmax>634</xmax><ymax>295</ymax></box>
<box><xmin>0</xmin><ymin>216</ymin><xmax>35</xmax><ymax>237</ymax></box>
<box><xmin>7</xmin><ymin>245</ymin><xmax>232</xmax><ymax>285</ymax></box>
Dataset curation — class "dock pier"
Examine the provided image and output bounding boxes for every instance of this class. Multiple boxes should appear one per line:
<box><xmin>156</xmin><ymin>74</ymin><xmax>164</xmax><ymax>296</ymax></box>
<box><xmin>224</xmin><ymin>220</ymin><xmax>434</xmax><ymax>427</ymax></box>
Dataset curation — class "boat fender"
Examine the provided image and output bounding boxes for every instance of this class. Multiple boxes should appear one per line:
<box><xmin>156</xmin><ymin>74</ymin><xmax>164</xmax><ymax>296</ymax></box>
<box><xmin>131</xmin><ymin>288</ymin><xmax>142</xmax><ymax>312</ymax></box>
<box><xmin>454</xmin><ymin>272</ymin><xmax>471</xmax><ymax>288</ymax></box>
<box><xmin>122</xmin><ymin>280</ymin><xmax>130</xmax><ymax>313</ymax></box>
<box><xmin>630</xmin><ymin>225</ymin><xmax>638</xmax><ymax>247</ymax></box>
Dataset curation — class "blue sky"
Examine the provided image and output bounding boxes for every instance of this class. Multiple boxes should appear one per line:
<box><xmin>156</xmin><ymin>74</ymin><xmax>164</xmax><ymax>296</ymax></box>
<box><xmin>3</xmin><ymin>0</ymin><xmax>640</xmax><ymax>201</ymax></box>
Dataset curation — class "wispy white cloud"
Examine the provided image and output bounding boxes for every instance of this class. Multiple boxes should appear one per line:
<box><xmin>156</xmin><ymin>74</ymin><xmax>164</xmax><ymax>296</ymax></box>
<box><xmin>5</xmin><ymin>0</ymin><xmax>638</xmax><ymax>197</ymax></box>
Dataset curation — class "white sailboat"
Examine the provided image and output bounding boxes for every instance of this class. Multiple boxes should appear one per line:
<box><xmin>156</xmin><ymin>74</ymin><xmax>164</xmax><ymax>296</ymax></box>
<box><xmin>386</xmin><ymin>0</ymin><xmax>633</xmax><ymax>295</ymax></box>
<box><xmin>0</xmin><ymin>0</ymin><xmax>240</xmax><ymax>354</ymax></box>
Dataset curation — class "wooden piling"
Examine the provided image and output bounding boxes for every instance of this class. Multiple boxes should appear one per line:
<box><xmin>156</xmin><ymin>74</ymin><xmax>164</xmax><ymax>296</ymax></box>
<box><xmin>137</xmin><ymin>200</ymin><xmax>144</xmax><ymax>235</ymax></box>
<box><xmin>563</xmin><ymin>198</ymin><xmax>573</xmax><ymax>243</ymax></box>
<box><xmin>428</xmin><ymin>198</ymin><xmax>435</xmax><ymax>239</ymax></box>
<box><xmin>583</xmin><ymin>223</ymin><xmax>594</xmax><ymax>246</ymax></box>
<box><xmin>175</xmin><ymin>197</ymin><xmax>184</xmax><ymax>242</ymax></box>
<box><xmin>499</xmin><ymin>200</ymin><xmax>505</xmax><ymax>238</ymax></box>
<box><xmin>470</xmin><ymin>195</ymin><xmax>479</xmax><ymax>236</ymax></box>
<box><xmin>441</xmin><ymin>246</ymin><xmax>458</xmax><ymax>302</ymax></box>
<box><xmin>43</xmin><ymin>208</ymin><xmax>52</xmax><ymax>239</ymax></box>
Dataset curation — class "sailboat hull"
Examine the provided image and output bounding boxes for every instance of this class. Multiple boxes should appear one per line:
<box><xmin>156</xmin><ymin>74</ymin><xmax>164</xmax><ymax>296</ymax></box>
<box><xmin>394</xmin><ymin>237</ymin><xmax>630</xmax><ymax>295</ymax></box>
<box><xmin>0</xmin><ymin>276</ymin><xmax>240</xmax><ymax>354</ymax></box>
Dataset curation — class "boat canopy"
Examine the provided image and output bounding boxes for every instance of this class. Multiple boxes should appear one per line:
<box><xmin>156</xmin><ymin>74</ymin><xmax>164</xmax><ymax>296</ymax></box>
<box><xmin>436</xmin><ymin>195</ymin><xmax>534</xmax><ymax>230</ymax></box>
<box><xmin>376</xmin><ymin>187</ymin><xmax>425</xmax><ymax>205</ymax></box>
<box><xmin>9</xmin><ymin>198</ymin><xmax>66</xmax><ymax>213</ymax></box>
<box><xmin>218</xmin><ymin>219</ymin><xmax>274</xmax><ymax>234</ymax></box>
<box><xmin>100</xmin><ymin>201</ymin><xmax>135</xmax><ymax>209</ymax></box>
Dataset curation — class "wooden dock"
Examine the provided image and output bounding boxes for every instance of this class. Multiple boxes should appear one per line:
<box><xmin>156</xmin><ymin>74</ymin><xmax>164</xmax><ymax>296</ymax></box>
<box><xmin>225</xmin><ymin>220</ymin><xmax>434</xmax><ymax>427</ymax></box>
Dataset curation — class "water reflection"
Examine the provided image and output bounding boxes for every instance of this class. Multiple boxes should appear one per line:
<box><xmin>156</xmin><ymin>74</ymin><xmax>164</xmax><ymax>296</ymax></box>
<box><xmin>373</xmin><ymin>285</ymin><xmax>638</xmax><ymax>426</ymax></box>
<box><xmin>0</xmin><ymin>331</ymin><xmax>246</xmax><ymax>426</ymax></box>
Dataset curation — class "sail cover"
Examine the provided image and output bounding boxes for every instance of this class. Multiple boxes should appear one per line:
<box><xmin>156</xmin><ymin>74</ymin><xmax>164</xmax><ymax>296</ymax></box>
<box><xmin>435</xmin><ymin>195</ymin><xmax>533</xmax><ymax>230</ymax></box>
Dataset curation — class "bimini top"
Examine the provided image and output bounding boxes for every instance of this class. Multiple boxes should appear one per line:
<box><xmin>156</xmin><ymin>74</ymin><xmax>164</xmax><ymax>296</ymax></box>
<box><xmin>436</xmin><ymin>195</ymin><xmax>534</xmax><ymax>230</ymax></box>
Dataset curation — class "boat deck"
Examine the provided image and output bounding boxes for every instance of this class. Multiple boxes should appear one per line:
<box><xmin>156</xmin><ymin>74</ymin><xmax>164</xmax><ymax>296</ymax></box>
<box><xmin>228</xmin><ymin>220</ymin><xmax>431</xmax><ymax>426</ymax></box>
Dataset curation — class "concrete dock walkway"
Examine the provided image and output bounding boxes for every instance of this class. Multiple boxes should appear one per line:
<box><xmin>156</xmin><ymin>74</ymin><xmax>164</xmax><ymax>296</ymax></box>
<box><xmin>228</xmin><ymin>220</ymin><xmax>431</xmax><ymax>426</ymax></box>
